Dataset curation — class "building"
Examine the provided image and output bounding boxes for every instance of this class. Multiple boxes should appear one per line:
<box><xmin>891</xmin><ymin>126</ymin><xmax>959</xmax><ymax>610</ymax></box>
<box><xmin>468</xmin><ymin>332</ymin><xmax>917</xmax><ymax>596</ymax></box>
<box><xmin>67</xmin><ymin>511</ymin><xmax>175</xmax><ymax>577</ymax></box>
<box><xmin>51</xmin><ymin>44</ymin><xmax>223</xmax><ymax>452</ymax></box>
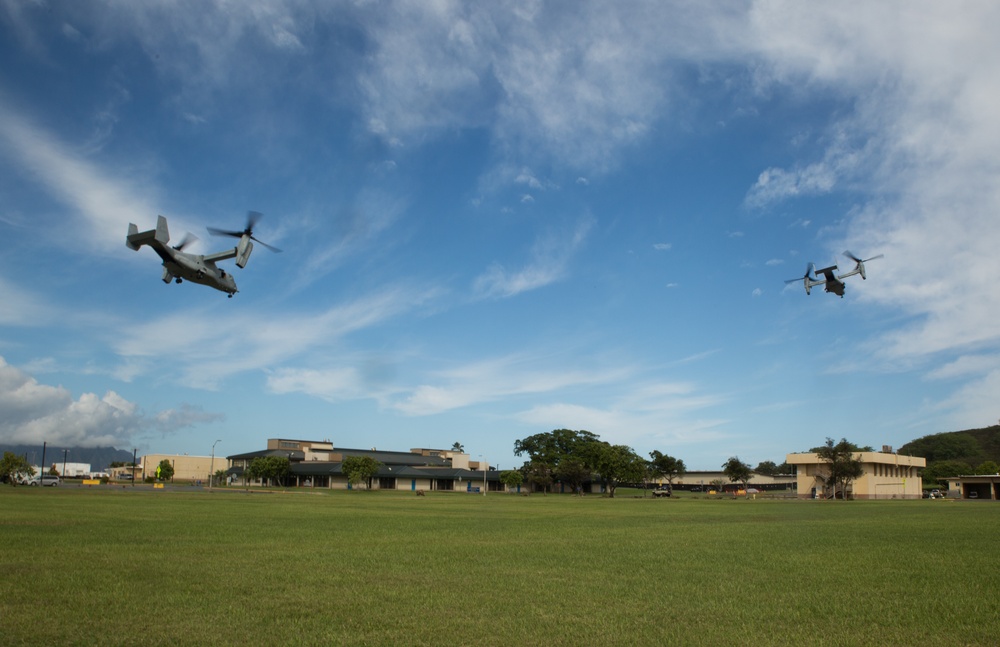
<box><xmin>227</xmin><ymin>439</ymin><xmax>508</xmax><ymax>492</ymax></box>
<box><xmin>140</xmin><ymin>453</ymin><xmax>226</xmax><ymax>483</ymax></box>
<box><xmin>48</xmin><ymin>461</ymin><xmax>91</xmax><ymax>478</ymax></box>
<box><xmin>672</xmin><ymin>470</ymin><xmax>796</xmax><ymax>492</ymax></box>
<box><xmin>943</xmin><ymin>475</ymin><xmax>1000</xmax><ymax>500</ymax></box>
<box><xmin>786</xmin><ymin>451</ymin><xmax>926</xmax><ymax>499</ymax></box>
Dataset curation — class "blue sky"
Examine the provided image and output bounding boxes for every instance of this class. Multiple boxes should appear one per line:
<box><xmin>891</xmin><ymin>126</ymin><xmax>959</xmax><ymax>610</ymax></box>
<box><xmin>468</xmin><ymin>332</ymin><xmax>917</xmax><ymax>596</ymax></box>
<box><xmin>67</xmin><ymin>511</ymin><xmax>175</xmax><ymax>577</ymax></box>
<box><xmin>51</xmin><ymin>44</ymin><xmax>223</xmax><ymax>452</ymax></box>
<box><xmin>2</xmin><ymin>1</ymin><xmax>999</xmax><ymax>470</ymax></box>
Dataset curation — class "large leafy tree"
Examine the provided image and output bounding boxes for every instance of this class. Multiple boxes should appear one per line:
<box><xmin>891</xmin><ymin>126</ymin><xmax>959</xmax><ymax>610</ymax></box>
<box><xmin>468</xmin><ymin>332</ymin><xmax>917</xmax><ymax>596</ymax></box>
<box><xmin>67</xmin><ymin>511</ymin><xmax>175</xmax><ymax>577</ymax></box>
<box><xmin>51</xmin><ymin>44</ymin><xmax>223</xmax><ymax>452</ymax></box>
<box><xmin>590</xmin><ymin>443</ymin><xmax>645</xmax><ymax>498</ymax></box>
<box><xmin>649</xmin><ymin>451</ymin><xmax>686</xmax><ymax>486</ymax></box>
<box><xmin>342</xmin><ymin>456</ymin><xmax>382</xmax><ymax>489</ymax></box>
<box><xmin>514</xmin><ymin>429</ymin><xmax>601</xmax><ymax>468</ymax></box>
<box><xmin>245</xmin><ymin>456</ymin><xmax>290</xmax><ymax>487</ymax></box>
<box><xmin>974</xmin><ymin>460</ymin><xmax>999</xmax><ymax>475</ymax></box>
<box><xmin>0</xmin><ymin>452</ymin><xmax>35</xmax><ymax>485</ymax></box>
<box><xmin>816</xmin><ymin>438</ymin><xmax>864</xmax><ymax>500</ymax></box>
<box><xmin>553</xmin><ymin>457</ymin><xmax>590</xmax><ymax>495</ymax></box>
<box><xmin>753</xmin><ymin>460</ymin><xmax>779</xmax><ymax>477</ymax></box>
<box><xmin>524</xmin><ymin>460</ymin><xmax>554</xmax><ymax>494</ymax></box>
<box><xmin>922</xmin><ymin>459</ymin><xmax>973</xmax><ymax>486</ymax></box>
<box><xmin>722</xmin><ymin>456</ymin><xmax>752</xmax><ymax>493</ymax></box>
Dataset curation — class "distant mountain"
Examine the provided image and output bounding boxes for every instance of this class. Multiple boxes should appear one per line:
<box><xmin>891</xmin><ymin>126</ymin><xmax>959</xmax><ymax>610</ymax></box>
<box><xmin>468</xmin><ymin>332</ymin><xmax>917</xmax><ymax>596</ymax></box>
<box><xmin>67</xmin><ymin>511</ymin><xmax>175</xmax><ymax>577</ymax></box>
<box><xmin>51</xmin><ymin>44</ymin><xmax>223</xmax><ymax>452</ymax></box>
<box><xmin>898</xmin><ymin>425</ymin><xmax>1000</xmax><ymax>464</ymax></box>
<box><xmin>0</xmin><ymin>445</ymin><xmax>135</xmax><ymax>471</ymax></box>
<box><xmin>899</xmin><ymin>425</ymin><xmax>1000</xmax><ymax>482</ymax></box>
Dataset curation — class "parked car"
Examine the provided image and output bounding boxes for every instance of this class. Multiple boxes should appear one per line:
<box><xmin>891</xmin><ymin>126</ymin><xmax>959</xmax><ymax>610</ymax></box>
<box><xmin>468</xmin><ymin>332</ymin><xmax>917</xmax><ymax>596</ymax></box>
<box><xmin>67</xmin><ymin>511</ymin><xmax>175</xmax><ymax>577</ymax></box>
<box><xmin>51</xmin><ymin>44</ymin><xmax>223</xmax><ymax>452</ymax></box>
<box><xmin>28</xmin><ymin>475</ymin><xmax>61</xmax><ymax>487</ymax></box>
<box><xmin>652</xmin><ymin>486</ymin><xmax>672</xmax><ymax>498</ymax></box>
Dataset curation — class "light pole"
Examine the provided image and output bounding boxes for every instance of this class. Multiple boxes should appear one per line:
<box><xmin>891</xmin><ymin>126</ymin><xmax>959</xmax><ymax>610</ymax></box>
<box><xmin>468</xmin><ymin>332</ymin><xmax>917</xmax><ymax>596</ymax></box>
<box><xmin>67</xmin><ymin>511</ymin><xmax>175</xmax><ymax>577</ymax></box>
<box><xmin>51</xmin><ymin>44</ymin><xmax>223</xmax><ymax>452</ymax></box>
<box><xmin>62</xmin><ymin>449</ymin><xmax>69</xmax><ymax>478</ymax></box>
<box><xmin>481</xmin><ymin>455</ymin><xmax>487</xmax><ymax>496</ymax></box>
<box><xmin>209</xmin><ymin>439</ymin><xmax>221</xmax><ymax>489</ymax></box>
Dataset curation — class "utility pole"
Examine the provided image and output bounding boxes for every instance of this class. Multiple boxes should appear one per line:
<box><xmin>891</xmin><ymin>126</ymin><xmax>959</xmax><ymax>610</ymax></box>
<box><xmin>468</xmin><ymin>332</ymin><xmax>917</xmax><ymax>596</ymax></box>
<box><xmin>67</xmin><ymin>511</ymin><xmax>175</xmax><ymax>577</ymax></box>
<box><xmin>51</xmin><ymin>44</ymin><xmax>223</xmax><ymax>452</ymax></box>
<box><xmin>62</xmin><ymin>449</ymin><xmax>69</xmax><ymax>478</ymax></box>
<box><xmin>210</xmin><ymin>439</ymin><xmax>221</xmax><ymax>489</ymax></box>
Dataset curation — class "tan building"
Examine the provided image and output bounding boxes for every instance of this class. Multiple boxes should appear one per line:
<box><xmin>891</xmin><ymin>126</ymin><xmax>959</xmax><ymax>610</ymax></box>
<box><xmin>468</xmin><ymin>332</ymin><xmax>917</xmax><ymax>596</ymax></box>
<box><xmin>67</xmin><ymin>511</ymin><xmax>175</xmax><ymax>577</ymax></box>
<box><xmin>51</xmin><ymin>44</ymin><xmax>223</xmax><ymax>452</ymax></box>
<box><xmin>943</xmin><ymin>475</ymin><xmax>1000</xmax><ymax>500</ymax></box>
<box><xmin>140</xmin><ymin>453</ymin><xmax>227</xmax><ymax>483</ymax></box>
<box><xmin>786</xmin><ymin>451</ymin><xmax>926</xmax><ymax>499</ymax></box>
<box><xmin>672</xmin><ymin>471</ymin><xmax>796</xmax><ymax>492</ymax></box>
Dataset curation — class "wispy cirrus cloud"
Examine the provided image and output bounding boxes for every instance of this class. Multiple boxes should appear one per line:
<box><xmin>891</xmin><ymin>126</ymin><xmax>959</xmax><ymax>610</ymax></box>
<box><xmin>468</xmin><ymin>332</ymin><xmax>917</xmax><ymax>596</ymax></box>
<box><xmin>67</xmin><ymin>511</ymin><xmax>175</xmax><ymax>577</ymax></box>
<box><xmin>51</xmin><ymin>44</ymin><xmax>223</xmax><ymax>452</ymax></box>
<box><xmin>0</xmin><ymin>106</ymin><xmax>157</xmax><ymax>251</ymax></box>
<box><xmin>112</xmin><ymin>284</ymin><xmax>441</xmax><ymax>388</ymax></box>
<box><xmin>473</xmin><ymin>217</ymin><xmax>593</xmax><ymax>299</ymax></box>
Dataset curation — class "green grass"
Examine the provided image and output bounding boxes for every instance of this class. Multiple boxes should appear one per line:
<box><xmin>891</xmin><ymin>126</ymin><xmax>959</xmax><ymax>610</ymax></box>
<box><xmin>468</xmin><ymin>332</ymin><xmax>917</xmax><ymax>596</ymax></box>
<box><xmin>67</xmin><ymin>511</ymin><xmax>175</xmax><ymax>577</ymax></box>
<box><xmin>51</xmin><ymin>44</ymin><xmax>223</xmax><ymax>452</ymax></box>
<box><xmin>2</xmin><ymin>487</ymin><xmax>998</xmax><ymax>646</ymax></box>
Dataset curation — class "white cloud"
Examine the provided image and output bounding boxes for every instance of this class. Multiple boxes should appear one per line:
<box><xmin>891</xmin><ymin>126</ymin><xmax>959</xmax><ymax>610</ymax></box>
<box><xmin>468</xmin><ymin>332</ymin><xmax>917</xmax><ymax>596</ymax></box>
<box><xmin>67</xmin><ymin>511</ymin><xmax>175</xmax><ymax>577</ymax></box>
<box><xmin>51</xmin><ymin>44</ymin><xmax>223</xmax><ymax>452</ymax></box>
<box><xmin>390</xmin><ymin>353</ymin><xmax>633</xmax><ymax>416</ymax></box>
<box><xmin>474</xmin><ymin>217</ymin><xmax>593</xmax><ymax>299</ymax></box>
<box><xmin>0</xmin><ymin>108</ymin><xmax>157</xmax><ymax>251</ymax></box>
<box><xmin>0</xmin><ymin>356</ymin><xmax>218</xmax><ymax>446</ymax></box>
<box><xmin>112</xmin><ymin>284</ymin><xmax>439</xmax><ymax>387</ymax></box>
<box><xmin>744</xmin><ymin>163</ymin><xmax>836</xmax><ymax>209</ymax></box>
<box><xmin>653</xmin><ymin>243</ymin><xmax>672</xmax><ymax>251</ymax></box>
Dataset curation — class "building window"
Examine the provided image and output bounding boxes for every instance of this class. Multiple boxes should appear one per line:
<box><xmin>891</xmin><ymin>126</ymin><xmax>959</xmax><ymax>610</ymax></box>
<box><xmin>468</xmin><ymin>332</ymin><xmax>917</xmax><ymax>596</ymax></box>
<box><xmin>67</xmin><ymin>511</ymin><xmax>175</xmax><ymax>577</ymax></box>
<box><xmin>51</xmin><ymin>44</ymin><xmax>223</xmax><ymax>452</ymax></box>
<box><xmin>378</xmin><ymin>477</ymin><xmax>396</xmax><ymax>490</ymax></box>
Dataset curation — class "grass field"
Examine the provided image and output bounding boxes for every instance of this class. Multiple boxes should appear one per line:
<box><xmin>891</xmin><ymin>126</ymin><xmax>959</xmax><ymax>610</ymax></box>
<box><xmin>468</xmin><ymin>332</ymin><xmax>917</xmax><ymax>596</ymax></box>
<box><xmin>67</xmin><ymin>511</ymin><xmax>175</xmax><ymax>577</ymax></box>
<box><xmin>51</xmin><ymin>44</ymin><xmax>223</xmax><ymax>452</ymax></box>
<box><xmin>2</xmin><ymin>486</ymin><xmax>998</xmax><ymax>646</ymax></box>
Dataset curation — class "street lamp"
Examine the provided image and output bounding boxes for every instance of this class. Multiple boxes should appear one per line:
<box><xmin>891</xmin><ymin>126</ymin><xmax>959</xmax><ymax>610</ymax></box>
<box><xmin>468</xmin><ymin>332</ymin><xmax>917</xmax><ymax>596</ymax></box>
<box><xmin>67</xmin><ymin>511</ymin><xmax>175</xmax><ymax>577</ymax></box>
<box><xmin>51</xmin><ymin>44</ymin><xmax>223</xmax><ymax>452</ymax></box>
<box><xmin>209</xmin><ymin>439</ymin><xmax>221</xmax><ymax>489</ymax></box>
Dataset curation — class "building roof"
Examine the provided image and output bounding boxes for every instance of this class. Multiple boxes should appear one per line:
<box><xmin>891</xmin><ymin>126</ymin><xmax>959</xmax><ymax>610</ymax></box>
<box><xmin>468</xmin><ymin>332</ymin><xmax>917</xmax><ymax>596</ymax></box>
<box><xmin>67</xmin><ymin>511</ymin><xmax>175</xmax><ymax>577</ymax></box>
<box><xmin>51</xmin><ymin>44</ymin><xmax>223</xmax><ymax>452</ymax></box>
<box><xmin>786</xmin><ymin>451</ymin><xmax>925</xmax><ymax>467</ymax></box>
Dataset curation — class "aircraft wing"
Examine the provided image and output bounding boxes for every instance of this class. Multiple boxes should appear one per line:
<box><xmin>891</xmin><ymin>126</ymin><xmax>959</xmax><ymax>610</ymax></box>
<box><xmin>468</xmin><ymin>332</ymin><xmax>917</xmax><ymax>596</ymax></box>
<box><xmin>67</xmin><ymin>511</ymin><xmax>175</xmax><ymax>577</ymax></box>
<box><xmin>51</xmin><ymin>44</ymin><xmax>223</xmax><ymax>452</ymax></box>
<box><xmin>816</xmin><ymin>265</ymin><xmax>838</xmax><ymax>282</ymax></box>
<box><xmin>203</xmin><ymin>248</ymin><xmax>237</xmax><ymax>263</ymax></box>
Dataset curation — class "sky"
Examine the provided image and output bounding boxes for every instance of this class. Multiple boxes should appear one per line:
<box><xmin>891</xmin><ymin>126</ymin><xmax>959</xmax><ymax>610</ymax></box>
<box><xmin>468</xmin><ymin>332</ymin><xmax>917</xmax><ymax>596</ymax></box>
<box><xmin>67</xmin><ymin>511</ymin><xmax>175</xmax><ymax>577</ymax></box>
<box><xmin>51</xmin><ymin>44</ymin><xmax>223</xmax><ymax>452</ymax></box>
<box><xmin>2</xmin><ymin>1</ymin><xmax>999</xmax><ymax>471</ymax></box>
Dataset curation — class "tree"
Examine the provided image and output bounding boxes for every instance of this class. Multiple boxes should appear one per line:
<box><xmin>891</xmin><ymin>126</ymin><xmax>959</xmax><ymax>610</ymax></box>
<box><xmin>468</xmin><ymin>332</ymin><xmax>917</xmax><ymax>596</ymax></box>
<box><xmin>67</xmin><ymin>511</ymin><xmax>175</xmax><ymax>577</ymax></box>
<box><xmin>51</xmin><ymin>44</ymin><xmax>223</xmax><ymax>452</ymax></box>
<box><xmin>214</xmin><ymin>469</ymin><xmax>228</xmax><ymax>485</ymax></box>
<box><xmin>722</xmin><ymin>456</ymin><xmax>752</xmax><ymax>494</ymax></box>
<box><xmin>553</xmin><ymin>457</ymin><xmax>591</xmax><ymax>495</ymax></box>
<box><xmin>922</xmin><ymin>459</ymin><xmax>973</xmax><ymax>486</ymax></box>
<box><xmin>753</xmin><ymin>460</ymin><xmax>779</xmax><ymax>477</ymax></box>
<box><xmin>524</xmin><ymin>460</ymin><xmax>553</xmax><ymax>494</ymax></box>
<box><xmin>514</xmin><ymin>429</ymin><xmax>601</xmax><ymax>468</ymax></box>
<box><xmin>451</xmin><ymin>442</ymin><xmax>465</xmax><ymax>453</ymax></box>
<box><xmin>245</xmin><ymin>456</ymin><xmax>290</xmax><ymax>487</ymax></box>
<box><xmin>816</xmin><ymin>438</ymin><xmax>864</xmax><ymax>500</ymax></box>
<box><xmin>590</xmin><ymin>443</ymin><xmax>645</xmax><ymax>498</ymax></box>
<box><xmin>155</xmin><ymin>459</ymin><xmax>175</xmax><ymax>482</ymax></box>
<box><xmin>499</xmin><ymin>470</ymin><xmax>524</xmax><ymax>492</ymax></box>
<box><xmin>649</xmin><ymin>451</ymin><xmax>686</xmax><ymax>486</ymax></box>
<box><xmin>342</xmin><ymin>456</ymin><xmax>382</xmax><ymax>490</ymax></box>
<box><xmin>974</xmin><ymin>460</ymin><xmax>999</xmax><ymax>475</ymax></box>
<box><xmin>0</xmin><ymin>452</ymin><xmax>35</xmax><ymax>485</ymax></box>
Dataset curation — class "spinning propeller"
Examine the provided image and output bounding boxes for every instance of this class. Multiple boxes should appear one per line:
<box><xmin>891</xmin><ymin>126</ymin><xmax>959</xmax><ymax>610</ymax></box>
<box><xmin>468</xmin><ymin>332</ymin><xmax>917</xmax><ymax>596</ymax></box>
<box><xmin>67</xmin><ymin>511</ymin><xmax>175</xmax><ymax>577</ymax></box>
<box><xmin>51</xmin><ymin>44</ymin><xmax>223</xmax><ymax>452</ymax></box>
<box><xmin>208</xmin><ymin>211</ymin><xmax>282</xmax><ymax>252</ymax></box>
<box><xmin>173</xmin><ymin>233</ymin><xmax>198</xmax><ymax>252</ymax></box>
<box><xmin>842</xmin><ymin>250</ymin><xmax>884</xmax><ymax>279</ymax></box>
<box><xmin>785</xmin><ymin>262</ymin><xmax>817</xmax><ymax>285</ymax></box>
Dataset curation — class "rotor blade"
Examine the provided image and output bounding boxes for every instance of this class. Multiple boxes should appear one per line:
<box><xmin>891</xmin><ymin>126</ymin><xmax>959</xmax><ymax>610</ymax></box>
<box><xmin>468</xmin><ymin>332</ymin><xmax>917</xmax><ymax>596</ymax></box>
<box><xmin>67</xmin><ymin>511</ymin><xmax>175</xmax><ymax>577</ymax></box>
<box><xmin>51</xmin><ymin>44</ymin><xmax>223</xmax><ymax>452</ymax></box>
<box><xmin>863</xmin><ymin>254</ymin><xmax>884</xmax><ymax>262</ymax></box>
<box><xmin>843</xmin><ymin>250</ymin><xmax>862</xmax><ymax>263</ymax></box>
<box><xmin>250</xmin><ymin>235</ymin><xmax>283</xmax><ymax>253</ymax></box>
<box><xmin>174</xmin><ymin>233</ymin><xmax>198</xmax><ymax>251</ymax></box>
<box><xmin>207</xmin><ymin>226</ymin><xmax>244</xmax><ymax>238</ymax></box>
<box><xmin>246</xmin><ymin>210</ymin><xmax>263</xmax><ymax>231</ymax></box>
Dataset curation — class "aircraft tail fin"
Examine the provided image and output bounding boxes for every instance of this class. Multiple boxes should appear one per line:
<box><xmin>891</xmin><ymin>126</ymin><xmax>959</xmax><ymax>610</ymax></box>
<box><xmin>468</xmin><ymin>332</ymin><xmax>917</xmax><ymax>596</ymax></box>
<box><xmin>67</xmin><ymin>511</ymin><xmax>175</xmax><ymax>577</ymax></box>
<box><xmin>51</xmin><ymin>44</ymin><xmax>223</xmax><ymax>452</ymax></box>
<box><xmin>126</xmin><ymin>215</ymin><xmax>171</xmax><ymax>250</ymax></box>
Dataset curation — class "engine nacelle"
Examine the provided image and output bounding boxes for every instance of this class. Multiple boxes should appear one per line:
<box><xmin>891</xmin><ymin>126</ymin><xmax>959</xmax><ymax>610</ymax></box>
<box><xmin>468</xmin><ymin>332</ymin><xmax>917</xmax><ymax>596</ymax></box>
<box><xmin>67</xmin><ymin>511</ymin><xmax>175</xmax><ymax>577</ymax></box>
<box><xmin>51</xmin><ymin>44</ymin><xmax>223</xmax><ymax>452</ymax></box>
<box><xmin>236</xmin><ymin>236</ymin><xmax>253</xmax><ymax>268</ymax></box>
<box><xmin>161</xmin><ymin>267</ymin><xmax>174</xmax><ymax>284</ymax></box>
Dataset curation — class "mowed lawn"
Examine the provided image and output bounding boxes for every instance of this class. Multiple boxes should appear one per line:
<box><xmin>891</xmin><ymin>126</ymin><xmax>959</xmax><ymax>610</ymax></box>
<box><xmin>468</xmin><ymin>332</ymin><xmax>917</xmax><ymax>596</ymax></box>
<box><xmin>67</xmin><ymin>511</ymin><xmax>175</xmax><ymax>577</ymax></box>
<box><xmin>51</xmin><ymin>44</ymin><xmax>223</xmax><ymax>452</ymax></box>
<box><xmin>2</xmin><ymin>487</ymin><xmax>998</xmax><ymax>646</ymax></box>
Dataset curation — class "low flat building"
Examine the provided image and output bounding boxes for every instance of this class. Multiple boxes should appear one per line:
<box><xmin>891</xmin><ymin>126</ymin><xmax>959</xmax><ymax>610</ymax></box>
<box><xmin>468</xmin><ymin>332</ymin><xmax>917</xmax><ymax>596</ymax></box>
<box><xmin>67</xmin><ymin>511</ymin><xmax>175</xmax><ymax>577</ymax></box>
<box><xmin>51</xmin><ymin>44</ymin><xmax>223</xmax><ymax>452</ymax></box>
<box><xmin>943</xmin><ymin>475</ymin><xmax>1000</xmax><ymax>500</ymax></box>
<box><xmin>227</xmin><ymin>440</ymin><xmax>507</xmax><ymax>493</ymax></box>
<box><xmin>786</xmin><ymin>451</ymin><xmax>925</xmax><ymax>499</ymax></box>
<box><xmin>140</xmin><ymin>453</ymin><xmax>226</xmax><ymax>483</ymax></box>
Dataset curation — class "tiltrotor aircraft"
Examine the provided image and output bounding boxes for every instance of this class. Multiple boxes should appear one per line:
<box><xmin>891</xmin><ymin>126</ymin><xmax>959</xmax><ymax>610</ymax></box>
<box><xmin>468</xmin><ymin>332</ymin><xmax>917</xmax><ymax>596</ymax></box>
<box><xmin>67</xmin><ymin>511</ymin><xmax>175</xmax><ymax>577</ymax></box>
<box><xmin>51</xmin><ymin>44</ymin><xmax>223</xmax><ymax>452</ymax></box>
<box><xmin>786</xmin><ymin>251</ymin><xmax>883</xmax><ymax>297</ymax></box>
<box><xmin>126</xmin><ymin>211</ymin><xmax>280</xmax><ymax>297</ymax></box>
